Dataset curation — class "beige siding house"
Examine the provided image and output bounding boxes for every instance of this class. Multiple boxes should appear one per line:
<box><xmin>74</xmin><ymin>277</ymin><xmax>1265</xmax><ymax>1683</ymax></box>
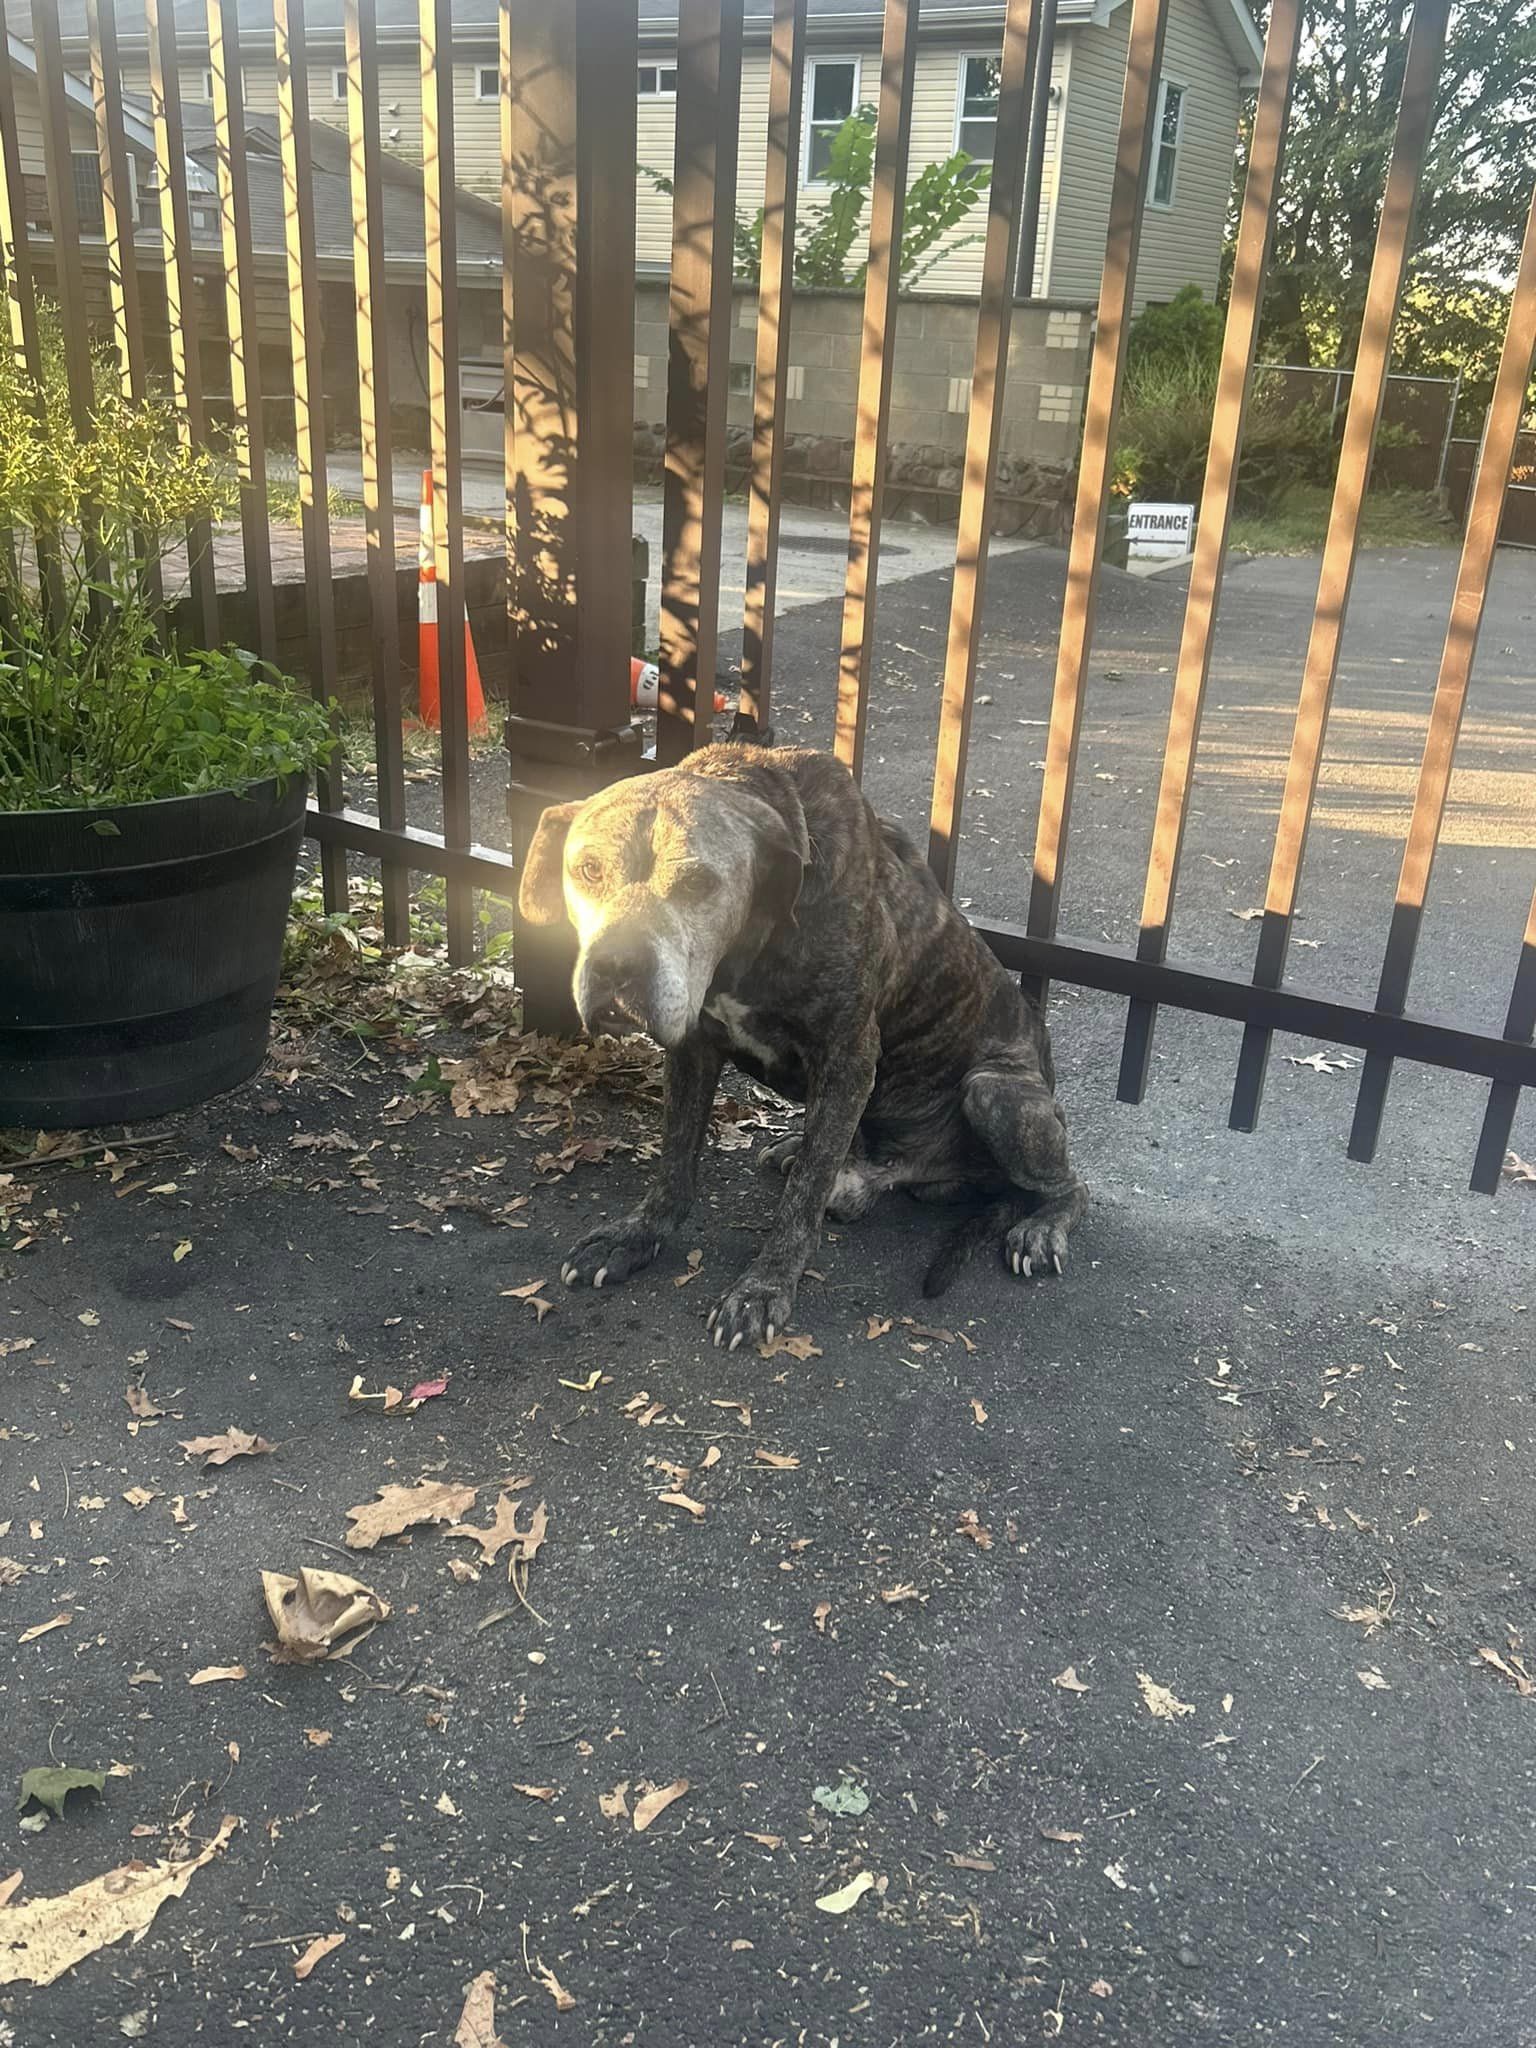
<box><xmin>60</xmin><ymin>0</ymin><xmax>1259</xmax><ymax>313</ymax></box>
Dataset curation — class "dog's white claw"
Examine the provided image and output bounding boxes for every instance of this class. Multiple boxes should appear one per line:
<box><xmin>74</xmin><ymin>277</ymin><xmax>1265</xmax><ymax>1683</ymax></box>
<box><xmin>713</xmin><ymin>1324</ymin><xmax>724</xmax><ymax>1348</ymax></box>
<box><xmin>764</xmin><ymin>1324</ymin><xmax>776</xmax><ymax>1345</ymax></box>
<box><xmin>1023</xmin><ymin>1255</ymin><xmax>1033</xmax><ymax>1278</ymax></box>
<box><xmin>1011</xmin><ymin>1251</ymin><xmax>1021</xmax><ymax>1275</ymax></box>
<box><xmin>561</xmin><ymin>1265</ymin><xmax>575</xmax><ymax>1287</ymax></box>
<box><xmin>593</xmin><ymin>1268</ymin><xmax>607</xmax><ymax>1289</ymax></box>
<box><xmin>729</xmin><ymin>1331</ymin><xmax>744</xmax><ymax>1352</ymax></box>
<box><xmin>1052</xmin><ymin>1252</ymin><xmax>1064</xmax><ymax>1275</ymax></box>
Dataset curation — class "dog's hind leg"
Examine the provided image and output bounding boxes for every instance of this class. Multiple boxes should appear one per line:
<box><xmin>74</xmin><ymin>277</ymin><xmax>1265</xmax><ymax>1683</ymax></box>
<box><xmin>962</xmin><ymin>1062</ymin><xmax>1087</xmax><ymax>1277</ymax></box>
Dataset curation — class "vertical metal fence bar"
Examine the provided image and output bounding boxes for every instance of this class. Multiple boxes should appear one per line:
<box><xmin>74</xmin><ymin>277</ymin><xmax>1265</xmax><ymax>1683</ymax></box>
<box><xmin>32</xmin><ymin>0</ymin><xmax>110</xmax><ymax>628</ymax></box>
<box><xmin>657</xmin><ymin>0</ymin><xmax>745</xmax><ymax>767</ymax></box>
<box><xmin>1347</xmin><ymin>182</ymin><xmax>1536</xmax><ymax>1163</ymax></box>
<box><xmin>207</xmin><ymin>0</ymin><xmax>276</xmax><ymax>665</ymax></box>
<box><xmin>90</xmin><ymin>0</ymin><xmax>165</xmax><ymax>620</ymax></box>
<box><xmin>1470</xmin><ymin>888</ymin><xmax>1536</xmax><ymax>1194</ymax></box>
<box><xmin>146</xmin><ymin>0</ymin><xmax>220</xmax><ymax>650</ymax></box>
<box><xmin>344</xmin><ymin>0</ymin><xmax>409</xmax><ymax>947</ymax></box>
<box><xmin>0</xmin><ymin>0</ymin><xmax>40</xmax><ymax>381</ymax></box>
<box><xmin>1229</xmin><ymin>0</ymin><xmax>1451</xmax><ymax>1132</ymax></box>
<box><xmin>274</xmin><ymin>0</ymin><xmax>347</xmax><ymax>912</ymax></box>
<box><xmin>421</xmin><ymin>0</ymin><xmax>473</xmax><ymax>962</ymax></box>
<box><xmin>736</xmin><ymin>0</ymin><xmax>807</xmax><ymax>734</ymax></box>
<box><xmin>1014</xmin><ymin>0</ymin><xmax>1056</xmax><ymax>298</ymax></box>
<box><xmin>925</xmin><ymin>0</ymin><xmax>1037</xmax><ymax>892</ymax></box>
<box><xmin>1117</xmin><ymin>0</ymin><xmax>1302</xmax><ymax>1101</ymax></box>
<box><xmin>1022</xmin><ymin>0</ymin><xmax>1169</xmax><ymax>984</ymax></box>
<box><xmin>499</xmin><ymin>0</ymin><xmax>515</xmax><ymax>677</ymax></box>
<box><xmin>830</xmin><ymin>0</ymin><xmax>920</xmax><ymax>780</ymax></box>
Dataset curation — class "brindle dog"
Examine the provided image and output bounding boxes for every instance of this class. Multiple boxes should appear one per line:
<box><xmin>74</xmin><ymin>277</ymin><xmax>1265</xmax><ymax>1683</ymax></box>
<box><xmin>518</xmin><ymin>743</ymin><xmax>1087</xmax><ymax>1350</ymax></box>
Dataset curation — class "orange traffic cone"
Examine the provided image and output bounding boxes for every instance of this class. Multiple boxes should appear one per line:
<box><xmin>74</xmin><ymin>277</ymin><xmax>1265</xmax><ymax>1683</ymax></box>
<box><xmin>417</xmin><ymin>468</ymin><xmax>487</xmax><ymax>732</ymax></box>
<box><xmin>630</xmin><ymin>657</ymin><xmax>728</xmax><ymax>716</ymax></box>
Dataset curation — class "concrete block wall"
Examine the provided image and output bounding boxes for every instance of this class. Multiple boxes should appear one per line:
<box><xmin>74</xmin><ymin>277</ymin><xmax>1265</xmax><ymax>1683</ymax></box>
<box><xmin>633</xmin><ymin>281</ymin><xmax>1093</xmax><ymax>469</ymax></box>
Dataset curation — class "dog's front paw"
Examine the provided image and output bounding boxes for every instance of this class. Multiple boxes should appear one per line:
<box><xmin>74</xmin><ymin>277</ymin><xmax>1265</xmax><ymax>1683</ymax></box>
<box><xmin>559</xmin><ymin>1214</ymin><xmax>665</xmax><ymax>1291</ymax></box>
<box><xmin>757</xmin><ymin>1133</ymin><xmax>802</xmax><ymax>1176</ymax></box>
<box><xmin>706</xmin><ymin>1269</ymin><xmax>797</xmax><ymax>1352</ymax></box>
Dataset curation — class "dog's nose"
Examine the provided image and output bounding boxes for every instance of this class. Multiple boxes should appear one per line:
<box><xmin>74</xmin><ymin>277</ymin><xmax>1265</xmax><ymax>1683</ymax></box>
<box><xmin>582</xmin><ymin>937</ymin><xmax>654</xmax><ymax>1036</ymax></box>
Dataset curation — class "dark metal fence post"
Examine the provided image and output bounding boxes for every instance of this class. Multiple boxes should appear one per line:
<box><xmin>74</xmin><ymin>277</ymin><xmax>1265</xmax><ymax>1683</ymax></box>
<box><xmin>503</xmin><ymin>0</ymin><xmax>644</xmax><ymax>1033</ymax></box>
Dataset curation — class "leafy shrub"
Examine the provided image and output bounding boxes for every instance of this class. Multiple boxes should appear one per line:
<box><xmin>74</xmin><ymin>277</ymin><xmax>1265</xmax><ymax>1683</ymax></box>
<box><xmin>0</xmin><ymin>312</ymin><xmax>332</xmax><ymax>813</ymax></box>
<box><xmin>1125</xmin><ymin>284</ymin><xmax>1224</xmax><ymax>377</ymax></box>
<box><xmin>1115</xmin><ymin>355</ymin><xmax>1348</xmax><ymax>512</ymax></box>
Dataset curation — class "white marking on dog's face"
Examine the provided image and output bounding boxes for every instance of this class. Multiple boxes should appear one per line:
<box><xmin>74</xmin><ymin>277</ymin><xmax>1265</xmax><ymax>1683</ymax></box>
<box><xmin>560</xmin><ymin>773</ymin><xmax>775</xmax><ymax>1050</ymax></box>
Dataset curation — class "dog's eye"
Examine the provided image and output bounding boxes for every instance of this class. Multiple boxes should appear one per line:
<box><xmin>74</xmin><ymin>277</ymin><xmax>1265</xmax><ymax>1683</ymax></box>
<box><xmin>670</xmin><ymin>865</ymin><xmax>717</xmax><ymax>903</ymax></box>
<box><xmin>573</xmin><ymin>856</ymin><xmax>604</xmax><ymax>890</ymax></box>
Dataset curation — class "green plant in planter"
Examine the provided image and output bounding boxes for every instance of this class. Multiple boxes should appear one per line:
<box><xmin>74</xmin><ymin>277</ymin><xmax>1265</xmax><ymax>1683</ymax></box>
<box><xmin>0</xmin><ymin>313</ymin><xmax>332</xmax><ymax>813</ymax></box>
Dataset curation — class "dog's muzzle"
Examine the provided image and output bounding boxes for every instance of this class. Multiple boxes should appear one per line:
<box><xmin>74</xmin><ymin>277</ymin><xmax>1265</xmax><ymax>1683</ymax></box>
<box><xmin>578</xmin><ymin>932</ymin><xmax>658</xmax><ymax>1039</ymax></box>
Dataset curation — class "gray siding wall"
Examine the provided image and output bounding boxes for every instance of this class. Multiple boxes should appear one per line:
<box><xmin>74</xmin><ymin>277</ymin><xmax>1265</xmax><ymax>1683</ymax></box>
<box><xmin>1046</xmin><ymin>0</ymin><xmax>1242</xmax><ymax>311</ymax></box>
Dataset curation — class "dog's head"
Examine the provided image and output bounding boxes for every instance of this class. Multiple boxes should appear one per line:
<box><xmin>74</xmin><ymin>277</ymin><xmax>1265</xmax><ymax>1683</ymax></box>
<box><xmin>517</xmin><ymin>767</ymin><xmax>809</xmax><ymax>1048</ymax></box>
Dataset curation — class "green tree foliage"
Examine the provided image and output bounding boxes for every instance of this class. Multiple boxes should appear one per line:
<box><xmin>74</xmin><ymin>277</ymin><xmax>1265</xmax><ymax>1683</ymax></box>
<box><xmin>648</xmin><ymin>109</ymin><xmax>990</xmax><ymax>291</ymax></box>
<box><xmin>1250</xmin><ymin>0</ymin><xmax>1536</xmax><ymax>423</ymax></box>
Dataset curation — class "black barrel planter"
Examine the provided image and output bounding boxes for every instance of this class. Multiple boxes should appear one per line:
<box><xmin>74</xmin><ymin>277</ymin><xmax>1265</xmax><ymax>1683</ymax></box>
<box><xmin>0</xmin><ymin>776</ymin><xmax>308</xmax><ymax>1129</ymax></box>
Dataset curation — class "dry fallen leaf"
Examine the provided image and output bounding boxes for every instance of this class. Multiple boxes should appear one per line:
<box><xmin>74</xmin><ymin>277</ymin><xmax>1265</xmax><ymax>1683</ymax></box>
<box><xmin>813</xmin><ymin>1601</ymin><xmax>832</xmax><ymax>1635</ymax></box>
<box><xmin>969</xmin><ymin>1398</ymin><xmax>988</xmax><ymax>1426</ymax></box>
<box><xmin>1500</xmin><ymin>1150</ymin><xmax>1534</xmax><ymax>1185</ymax></box>
<box><xmin>598</xmin><ymin>1782</ymin><xmax>630</xmax><ymax>1820</ymax></box>
<box><xmin>756</xmin><ymin>1332</ymin><xmax>822</xmax><ymax>1361</ymax></box>
<box><xmin>446</xmin><ymin>1493</ymin><xmax>547</xmax><ymax>1568</ymax></box>
<box><xmin>122</xmin><ymin>1488</ymin><xmax>158</xmax><ymax>1512</ymax></box>
<box><xmin>1089</xmin><ymin>1979</ymin><xmax>1113</xmax><ymax>1998</ymax></box>
<box><xmin>1333</xmin><ymin>1603</ymin><xmax>1384</xmax><ymax>1635</ymax></box>
<box><xmin>700</xmin><ymin>1445</ymin><xmax>721</xmax><ymax>1471</ymax></box>
<box><xmin>632</xmin><ymin>1779</ymin><xmax>689</xmax><ymax>1833</ymax></box>
<box><xmin>512</xmin><ymin>1784</ymin><xmax>557</xmax><ymax>1803</ymax></box>
<box><xmin>124</xmin><ymin>1387</ymin><xmax>164</xmax><ymax>1421</ymax></box>
<box><xmin>455</xmin><ymin>1970</ymin><xmax>506</xmax><ymax>2048</ymax></box>
<box><xmin>865</xmin><ymin>1316</ymin><xmax>893</xmax><ymax>1340</ymax></box>
<box><xmin>262</xmin><ymin>1569</ymin><xmax>390</xmax><ymax>1664</ymax></box>
<box><xmin>19</xmin><ymin>1611</ymin><xmax>73</xmax><ymax>1646</ymax></box>
<box><xmin>744</xmin><ymin>1830</ymin><xmax>781</xmax><ymax>1849</ymax></box>
<box><xmin>435</xmin><ymin>1792</ymin><xmax>460</xmax><ymax>1817</ymax></box>
<box><xmin>659</xmin><ymin>1491</ymin><xmax>706</xmax><ymax>1520</ymax></box>
<box><xmin>1052</xmin><ymin>1665</ymin><xmax>1090</xmax><ymax>1694</ymax></box>
<box><xmin>344</xmin><ymin>1479</ymin><xmax>479</xmax><ymax>1551</ymax></box>
<box><xmin>753</xmin><ymin>1449</ymin><xmax>800</xmax><ymax>1470</ymax></box>
<box><xmin>879</xmin><ymin>1583</ymin><xmax>922</xmax><ymax>1606</ymax></box>
<box><xmin>1039</xmin><ymin>1825</ymin><xmax>1084</xmax><ymax>1844</ymax></box>
<box><xmin>956</xmin><ymin>1509</ymin><xmax>993</xmax><ymax>1550</ymax></box>
<box><xmin>533</xmin><ymin>1957</ymin><xmax>576</xmax><ymax>2012</ymax></box>
<box><xmin>304</xmin><ymin>1728</ymin><xmax>333</xmax><ymax>1748</ymax></box>
<box><xmin>1356</xmin><ymin>1668</ymin><xmax>1391</xmax><ymax>1692</ymax></box>
<box><xmin>1136</xmin><ymin>1672</ymin><xmax>1195</xmax><ymax>1721</ymax></box>
<box><xmin>946</xmin><ymin>1852</ymin><xmax>996</xmax><ymax>1873</ymax></box>
<box><xmin>1476</xmin><ymin>1647</ymin><xmax>1535</xmax><ymax>1697</ymax></box>
<box><xmin>815</xmin><ymin>1870</ymin><xmax>876</xmax><ymax>1915</ymax></box>
<box><xmin>179</xmin><ymin>1428</ymin><xmax>275</xmax><ymax>1469</ymax></box>
<box><xmin>0</xmin><ymin>1814</ymin><xmax>238</xmax><ymax>1987</ymax></box>
<box><xmin>188</xmin><ymin>1665</ymin><xmax>246</xmax><ymax>1686</ymax></box>
<box><xmin>293</xmin><ymin>1931</ymin><xmax>345</xmax><ymax>1980</ymax></box>
<box><xmin>0</xmin><ymin>1872</ymin><xmax>20</xmax><ymax>1909</ymax></box>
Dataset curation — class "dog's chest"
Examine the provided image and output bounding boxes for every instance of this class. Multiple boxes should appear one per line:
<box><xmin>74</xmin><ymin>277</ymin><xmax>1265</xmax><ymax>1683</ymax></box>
<box><xmin>703</xmin><ymin>994</ymin><xmax>779</xmax><ymax>1067</ymax></box>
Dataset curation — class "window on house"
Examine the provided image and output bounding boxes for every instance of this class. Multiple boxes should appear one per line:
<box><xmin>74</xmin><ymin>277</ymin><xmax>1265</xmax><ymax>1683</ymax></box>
<box><xmin>956</xmin><ymin>53</ymin><xmax>1001</xmax><ymax>162</ymax></box>
<box><xmin>637</xmin><ymin>63</ymin><xmax>677</xmax><ymax>97</ymax></box>
<box><xmin>805</xmin><ymin>56</ymin><xmax>859</xmax><ymax>182</ymax></box>
<box><xmin>476</xmin><ymin>65</ymin><xmax>500</xmax><ymax>101</ymax></box>
<box><xmin>71</xmin><ymin>151</ymin><xmax>106</xmax><ymax>234</ymax></box>
<box><xmin>1151</xmin><ymin>80</ymin><xmax>1185</xmax><ymax>207</ymax></box>
<box><xmin>332</xmin><ymin>65</ymin><xmax>348</xmax><ymax>102</ymax></box>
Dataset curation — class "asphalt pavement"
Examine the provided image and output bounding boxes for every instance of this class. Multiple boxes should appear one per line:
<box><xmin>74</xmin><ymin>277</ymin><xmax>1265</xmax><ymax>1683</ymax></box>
<box><xmin>2</xmin><ymin>535</ymin><xmax>1533</xmax><ymax>2046</ymax></box>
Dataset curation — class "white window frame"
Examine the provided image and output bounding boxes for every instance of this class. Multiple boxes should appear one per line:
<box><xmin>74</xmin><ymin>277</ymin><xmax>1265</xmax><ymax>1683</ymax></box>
<box><xmin>331</xmin><ymin>65</ymin><xmax>348</xmax><ymax>103</ymax></box>
<box><xmin>474</xmin><ymin>63</ymin><xmax>500</xmax><ymax>102</ymax></box>
<box><xmin>637</xmin><ymin>61</ymin><xmax>678</xmax><ymax>98</ymax></box>
<box><xmin>199</xmin><ymin>68</ymin><xmax>215</xmax><ymax>103</ymax></box>
<box><xmin>1149</xmin><ymin>77</ymin><xmax>1186</xmax><ymax>210</ymax></box>
<box><xmin>952</xmin><ymin>50</ymin><xmax>1002</xmax><ymax>163</ymax></box>
<box><xmin>802</xmin><ymin>54</ymin><xmax>861</xmax><ymax>187</ymax></box>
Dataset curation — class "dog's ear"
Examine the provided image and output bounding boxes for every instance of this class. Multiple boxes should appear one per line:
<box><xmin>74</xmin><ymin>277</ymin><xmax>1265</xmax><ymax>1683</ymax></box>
<box><xmin>518</xmin><ymin>801</ymin><xmax>581</xmax><ymax>925</ymax></box>
<box><xmin>743</xmin><ymin>793</ymin><xmax>809</xmax><ymax>927</ymax></box>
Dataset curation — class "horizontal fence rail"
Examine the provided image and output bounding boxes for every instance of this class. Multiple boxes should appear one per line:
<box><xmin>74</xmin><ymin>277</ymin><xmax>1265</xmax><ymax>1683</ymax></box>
<box><xmin>0</xmin><ymin>0</ymin><xmax>1527</xmax><ymax>1191</ymax></box>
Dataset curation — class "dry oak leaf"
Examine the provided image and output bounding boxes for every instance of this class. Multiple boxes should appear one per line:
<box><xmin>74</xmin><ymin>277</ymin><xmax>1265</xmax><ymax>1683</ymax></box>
<box><xmin>345</xmin><ymin>1479</ymin><xmax>479</xmax><ymax>1551</ymax></box>
<box><xmin>455</xmin><ymin>1969</ymin><xmax>507</xmax><ymax>2048</ymax></box>
<box><xmin>1137</xmin><ymin>1672</ymin><xmax>1195</xmax><ymax>1721</ymax></box>
<box><xmin>179</xmin><ymin>1428</ymin><xmax>275</xmax><ymax>1469</ymax></box>
<box><xmin>757</xmin><ymin>1332</ymin><xmax>822</xmax><ymax>1361</ymax></box>
<box><xmin>262</xmin><ymin>1568</ymin><xmax>390</xmax><ymax>1664</ymax></box>
<box><xmin>0</xmin><ymin>1814</ymin><xmax>237</xmax><ymax>1987</ymax></box>
<box><xmin>293</xmin><ymin>1931</ymin><xmax>346</xmax><ymax>1980</ymax></box>
<box><xmin>1052</xmin><ymin>1665</ymin><xmax>1090</xmax><ymax>1694</ymax></box>
<box><xmin>124</xmin><ymin>1387</ymin><xmax>164</xmax><ymax>1420</ymax></box>
<box><xmin>189</xmin><ymin>1665</ymin><xmax>245</xmax><ymax>1686</ymax></box>
<box><xmin>446</xmin><ymin>1493</ymin><xmax>547</xmax><ymax>1568</ymax></box>
<box><xmin>632</xmin><ymin>1779</ymin><xmax>689</xmax><ymax>1833</ymax></box>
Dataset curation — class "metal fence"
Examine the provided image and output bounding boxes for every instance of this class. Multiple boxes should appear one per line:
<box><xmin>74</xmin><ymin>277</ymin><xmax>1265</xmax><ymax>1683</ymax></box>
<box><xmin>1254</xmin><ymin>361</ymin><xmax>1462</xmax><ymax>492</ymax></box>
<box><xmin>2</xmin><ymin>0</ymin><xmax>1533</xmax><ymax>1190</ymax></box>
